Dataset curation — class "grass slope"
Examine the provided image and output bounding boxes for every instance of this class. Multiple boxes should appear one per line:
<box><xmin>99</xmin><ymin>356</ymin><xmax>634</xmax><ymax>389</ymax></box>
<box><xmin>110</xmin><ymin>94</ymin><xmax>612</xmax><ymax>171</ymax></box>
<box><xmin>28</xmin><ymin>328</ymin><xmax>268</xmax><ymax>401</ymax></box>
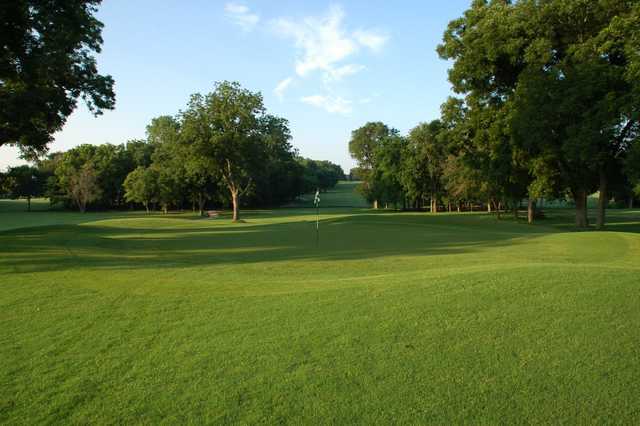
<box><xmin>1</xmin><ymin>184</ymin><xmax>639</xmax><ymax>423</ymax></box>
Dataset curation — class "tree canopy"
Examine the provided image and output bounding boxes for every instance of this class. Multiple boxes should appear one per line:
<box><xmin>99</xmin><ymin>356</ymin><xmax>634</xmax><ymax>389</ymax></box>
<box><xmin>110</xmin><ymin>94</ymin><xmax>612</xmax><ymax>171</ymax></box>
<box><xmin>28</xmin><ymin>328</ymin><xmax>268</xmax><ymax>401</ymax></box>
<box><xmin>0</xmin><ymin>0</ymin><xmax>115</xmax><ymax>158</ymax></box>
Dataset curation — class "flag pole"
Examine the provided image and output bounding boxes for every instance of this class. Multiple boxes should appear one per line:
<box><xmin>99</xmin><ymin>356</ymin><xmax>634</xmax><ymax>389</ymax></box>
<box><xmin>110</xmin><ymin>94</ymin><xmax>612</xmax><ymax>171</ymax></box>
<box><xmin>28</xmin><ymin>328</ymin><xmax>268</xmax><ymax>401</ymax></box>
<box><xmin>314</xmin><ymin>188</ymin><xmax>320</xmax><ymax>247</ymax></box>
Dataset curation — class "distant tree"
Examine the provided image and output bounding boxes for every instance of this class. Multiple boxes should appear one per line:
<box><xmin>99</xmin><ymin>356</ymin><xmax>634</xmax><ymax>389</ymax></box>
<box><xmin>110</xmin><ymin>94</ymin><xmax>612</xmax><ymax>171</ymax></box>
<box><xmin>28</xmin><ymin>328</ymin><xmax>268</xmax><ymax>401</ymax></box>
<box><xmin>349</xmin><ymin>167</ymin><xmax>366</xmax><ymax>181</ymax></box>
<box><xmin>67</xmin><ymin>163</ymin><xmax>101</xmax><ymax>213</ymax></box>
<box><xmin>125</xmin><ymin>140</ymin><xmax>155</xmax><ymax>168</ymax></box>
<box><xmin>147</xmin><ymin>115</ymin><xmax>189</xmax><ymax>212</ymax></box>
<box><xmin>297</xmin><ymin>158</ymin><xmax>343</xmax><ymax>196</ymax></box>
<box><xmin>349</xmin><ymin>122</ymin><xmax>396</xmax><ymax>208</ymax></box>
<box><xmin>123</xmin><ymin>166</ymin><xmax>158</xmax><ymax>213</ymax></box>
<box><xmin>91</xmin><ymin>144</ymin><xmax>132</xmax><ymax>208</ymax></box>
<box><xmin>0</xmin><ymin>0</ymin><xmax>115</xmax><ymax>158</ymax></box>
<box><xmin>405</xmin><ymin>121</ymin><xmax>447</xmax><ymax>212</ymax></box>
<box><xmin>0</xmin><ymin>171</ymin><xmax>8</xmax><ymax>197</ymax></box>
<box><xmin>252</xmin><ymin>115</ymin><xmax>304</xmax><ymax>206</ymax></box>
<box><xmin>626</xmin><ymin>142</ymin><xmax>640</xmax><ymax>203</ymax></box>
<box><xmin>373</xmin><ymin>134</ymin><xmax>406</xmax><ymax>208</ymax></box>
<box><xmin>4</xmin><ymin>165</ymin><xmax>44</xmax><ymax>211</ymax></box>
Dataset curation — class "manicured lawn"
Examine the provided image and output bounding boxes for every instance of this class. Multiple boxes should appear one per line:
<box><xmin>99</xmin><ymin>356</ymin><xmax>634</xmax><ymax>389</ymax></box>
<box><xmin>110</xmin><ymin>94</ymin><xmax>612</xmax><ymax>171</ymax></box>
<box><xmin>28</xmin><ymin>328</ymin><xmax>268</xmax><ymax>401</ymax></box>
<box><xmin>1</xmin><ymin>184</ymin><xmax>639</xmax><ymax>423</ymax></box>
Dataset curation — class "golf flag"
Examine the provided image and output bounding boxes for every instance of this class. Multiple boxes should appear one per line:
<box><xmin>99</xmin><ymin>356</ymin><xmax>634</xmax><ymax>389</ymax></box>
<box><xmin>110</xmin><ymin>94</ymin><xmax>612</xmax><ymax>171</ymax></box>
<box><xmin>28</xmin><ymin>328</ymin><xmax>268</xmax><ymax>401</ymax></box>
<box><xmin>314</xmin><ymin>189</ymin><xmax>320</xmax><ymax>206</ymax></box>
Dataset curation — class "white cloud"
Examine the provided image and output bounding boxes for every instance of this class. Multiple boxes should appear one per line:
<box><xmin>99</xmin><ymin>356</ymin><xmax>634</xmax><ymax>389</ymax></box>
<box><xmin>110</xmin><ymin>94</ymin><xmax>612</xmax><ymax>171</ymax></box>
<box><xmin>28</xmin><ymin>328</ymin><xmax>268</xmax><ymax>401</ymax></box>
<box><xmin>274</xmin><ymin>77</ymin><xmax>293</xmax><ymax>101</ymax></box>
<box><xmin>327</xmin><ymin>64</ymin><xmax>366</xmax><ymax>81</ymax></box>
<box><xmin>301</xmin><ymin>94</ymin><xmax>352</xmax><ymax>114</ymax></box>
<box><xmin>273</xmin><ymin>5</ymin><xmax>387</xmax><ymax>80</ymax></box>
<box><xmin>354</xmin><ymin>29</ymin><xmax>388</xmax><ymax>52</ymax></box>
<box><xmin>273</xmin><ymin>5</ymin><xmax>388</xmax><ymax>114</ymax></box>
<box><xmin>225</xmin><ymin>3</ymin><xmax>260</xmax><ymax>32</ymax></box>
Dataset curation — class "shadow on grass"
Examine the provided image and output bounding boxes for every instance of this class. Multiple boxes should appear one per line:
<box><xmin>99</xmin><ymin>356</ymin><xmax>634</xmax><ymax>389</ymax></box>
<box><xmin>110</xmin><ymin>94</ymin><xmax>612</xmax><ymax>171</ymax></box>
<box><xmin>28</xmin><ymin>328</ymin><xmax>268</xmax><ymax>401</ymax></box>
<box><xmin>0</xmin><ymin>213</ymin><xmax>539</xmax><ymax>274</ymax></box>
<box><xmin>1</xmin><ymin>209</ymin><xmax>638</xmax><ymax>274</ymax></box>
<box><xmin>512</xmin><ymin>208</ymin><xmax>640</xmax><ymax>233</ymax></box>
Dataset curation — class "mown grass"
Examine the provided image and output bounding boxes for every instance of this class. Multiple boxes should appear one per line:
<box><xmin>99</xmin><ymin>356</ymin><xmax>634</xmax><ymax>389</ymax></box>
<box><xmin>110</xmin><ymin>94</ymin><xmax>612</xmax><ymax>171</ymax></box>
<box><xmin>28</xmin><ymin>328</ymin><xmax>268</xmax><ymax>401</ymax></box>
<box><xmin>1</xmin><ymin>183</ymin><xmax>639</xmax><ymax>423</ymax></box>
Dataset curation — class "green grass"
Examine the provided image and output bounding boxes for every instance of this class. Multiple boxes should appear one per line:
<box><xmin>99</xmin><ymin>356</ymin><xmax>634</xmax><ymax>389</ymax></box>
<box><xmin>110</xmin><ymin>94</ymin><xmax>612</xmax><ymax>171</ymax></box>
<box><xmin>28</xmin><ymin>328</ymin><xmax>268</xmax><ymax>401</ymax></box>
<box><xmin>1</xmin><ymin>183</ymin><xmax>640</xmax><ymax>423</ymax></box>
<box><xmin>286</xmin><ymin>180</ymin><xmax>370</xmax><ymax>208</ymax></box>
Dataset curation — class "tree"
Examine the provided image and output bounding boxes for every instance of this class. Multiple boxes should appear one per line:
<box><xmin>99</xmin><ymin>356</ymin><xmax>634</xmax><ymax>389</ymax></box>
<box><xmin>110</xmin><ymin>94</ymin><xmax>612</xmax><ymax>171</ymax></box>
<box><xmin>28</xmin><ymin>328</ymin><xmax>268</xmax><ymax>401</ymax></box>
<box><xmin>67</xmin><ymin>163</ymin><xmax>101</xmax><ymax>213</ymax></box>
<box><xmin>438</xmin><ymin>0</ymin><xmax>639</xmax><ymax>228</ymax></box>
<box><xmin>0</xmin><ymin>0</ymin><xmax>115</xmax><ymax>158</ymax></box>
<box><xmin>252</xmin><ymin>115</ymin><xmax>304</xmax><ymax>206</ymax></box>
<box><xmin>406</xmin><ymin>121</ymin><xmax>447</xmax><ymax>212</ymax></box>
<box><xmin>125</xmin><ymin>140</ymin><xmax>155</xmax><ymax>169</ymax></box>
<box><xmin>349</xmin><ymin>122</ymin><xmax>396</xmax><ymax>208</ymax></box>
<box><xmin>123</xmin><ymin>166</ymin><xmax>158</xmax><ymax>213</ymax></box>
<box><xmin>181</xmin><ymin>81</ymin><xmax>272</xmax><ymax>222</ymax></box>
<box><xmin>626</xmin><ymin>141</ymin><xmax>640</xmax><ymax>203</ymax></box>
<box><xmin>4</xmin><ymin>165</ymin><xmax>44</xmax><ymax>211</ymax></box>
<box><xmin>373</xmin><ymin>133</ymin><xmax>406</xmax><ymax>209</ymax></box>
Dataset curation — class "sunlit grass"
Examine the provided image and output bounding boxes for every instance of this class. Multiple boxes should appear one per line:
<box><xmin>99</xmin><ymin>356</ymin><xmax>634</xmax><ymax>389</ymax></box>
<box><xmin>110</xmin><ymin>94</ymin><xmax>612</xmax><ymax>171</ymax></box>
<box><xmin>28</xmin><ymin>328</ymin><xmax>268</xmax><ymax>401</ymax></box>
<box><xmin>1</xmin><ymin>184</ymin><xmax>639</xmax><ymax>423</ymax></box>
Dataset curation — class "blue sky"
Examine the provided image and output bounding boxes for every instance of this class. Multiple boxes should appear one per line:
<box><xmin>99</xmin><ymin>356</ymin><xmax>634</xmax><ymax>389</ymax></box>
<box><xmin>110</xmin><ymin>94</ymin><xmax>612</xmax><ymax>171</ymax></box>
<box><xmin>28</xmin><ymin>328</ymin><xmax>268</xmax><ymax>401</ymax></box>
<box><xmin>0</xmin><ymin>0</ymin><xmax>470</xmax><ymax>171</ymax></box>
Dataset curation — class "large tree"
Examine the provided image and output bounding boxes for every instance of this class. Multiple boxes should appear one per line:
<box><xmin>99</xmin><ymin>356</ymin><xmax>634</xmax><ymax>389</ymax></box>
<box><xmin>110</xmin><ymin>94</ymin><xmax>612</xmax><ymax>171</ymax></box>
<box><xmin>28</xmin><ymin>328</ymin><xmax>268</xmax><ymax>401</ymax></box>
<box><xmin>0</xmin><ymin>0</ymin><xmax>115</xmax><ymax>158</ymax></box>
<box><xmin>181</xmin><ymin>81</ymin><xmax>275</xmax><ymax>221</ymax></box>
<box><xmin>438</xmin><ymin>0</ymin><xmax>639</xmax><ymax>228</ymax></box>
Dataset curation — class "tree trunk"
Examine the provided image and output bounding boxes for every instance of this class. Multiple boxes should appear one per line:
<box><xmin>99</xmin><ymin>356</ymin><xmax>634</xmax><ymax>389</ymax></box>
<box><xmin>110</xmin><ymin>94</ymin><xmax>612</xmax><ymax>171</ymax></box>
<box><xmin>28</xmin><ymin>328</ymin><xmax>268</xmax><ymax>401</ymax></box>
<box><xmin>496</xmin><ymin>201</ymin><xmax>502</xmax><ymax>220</ymax></box>
<box><xmin>231</xmin><ymin>189</ymin><xmax>240</xmax><ymax>221</ymax></box>
<box><xmin>574</xmin><ymin>189</ymin><xmax>589</xmax><ymax>228</ymax></box>
<box><xmin>457</xmin><ymin>202</ymin><xmax>461</xmax><ymax>213</ymax></box>
<box><xmin>198</xmin><ymin>193</ymin><xmax>206</xmax><ymax>217</ymax></box>
<box><xmin>145</xmin><ymin>204</ymin><xmax>149</xmax><ymax>214</ymax></box>
<box><xmin>448</xmin><ymin>201</ymin><xmax>452</xmax><ymax>212</ymax></box>
<box><xmin>527</xmin><ymin>198</ymin><xmax>536</xmax><ymax>224</ymax></box>
<box><xmin>597</xmin><ymin>170</ymin><xmax>607</xmax><ymax>229</ymax></box>
<box><xmin>373</xmin><ymin>200</ymin><xmax>378</xmax><ymax>209</ymax></box>
<box><xmin>487</xmin><ymin>200</ymin><xmax>492</xmax><ymax>213</ymax></box>
<box><xmin>27</xmin><ymin>196</ymin><xmax>31</xmax><ymax>212</ymax></box>
<box><xmin>630</xmin><ymin>197</ymin><xmax>634</xmax><ymax>209</ymax></box>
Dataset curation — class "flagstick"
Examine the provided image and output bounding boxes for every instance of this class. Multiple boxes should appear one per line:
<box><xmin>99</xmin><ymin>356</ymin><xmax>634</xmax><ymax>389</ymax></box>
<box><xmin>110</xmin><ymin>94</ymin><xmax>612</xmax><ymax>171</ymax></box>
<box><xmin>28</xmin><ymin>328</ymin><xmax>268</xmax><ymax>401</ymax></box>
<box><xmin>314</xmin><ymin>188</ymin><xmax>320</xmax><ymax>248</ymax></box>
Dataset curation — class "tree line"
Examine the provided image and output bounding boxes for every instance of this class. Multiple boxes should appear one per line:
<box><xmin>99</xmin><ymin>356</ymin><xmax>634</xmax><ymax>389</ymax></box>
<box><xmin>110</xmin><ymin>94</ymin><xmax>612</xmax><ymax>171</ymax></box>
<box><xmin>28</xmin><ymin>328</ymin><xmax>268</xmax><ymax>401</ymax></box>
<box><xmin>1</xmin><ymin>82</ymin><xmax>344</xmax><ymax>218</ymax></box>
<box><xmin>349</xmin><ymin>0</ymin><xmax>639</xmax><ymax>228</ymax></box>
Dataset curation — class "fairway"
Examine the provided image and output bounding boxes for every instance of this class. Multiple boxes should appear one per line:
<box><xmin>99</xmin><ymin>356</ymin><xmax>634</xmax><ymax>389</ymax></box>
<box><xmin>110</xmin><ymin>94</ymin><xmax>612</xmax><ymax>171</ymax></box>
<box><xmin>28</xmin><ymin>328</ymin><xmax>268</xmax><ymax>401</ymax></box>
<box><xmin>2</xmin><ymin>182</ymin><xmax>640</xmax><ymax>423</ymax></box>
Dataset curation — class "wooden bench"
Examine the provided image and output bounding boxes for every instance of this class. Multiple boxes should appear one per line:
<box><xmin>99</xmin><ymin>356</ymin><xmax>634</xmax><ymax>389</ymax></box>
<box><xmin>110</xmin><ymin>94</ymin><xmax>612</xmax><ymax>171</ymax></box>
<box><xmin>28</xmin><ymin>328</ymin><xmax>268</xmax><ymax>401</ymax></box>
<box><xmin>206</xmin><ymin>210</ymin><xmax>219</xmax><ymax>218</ymax></box>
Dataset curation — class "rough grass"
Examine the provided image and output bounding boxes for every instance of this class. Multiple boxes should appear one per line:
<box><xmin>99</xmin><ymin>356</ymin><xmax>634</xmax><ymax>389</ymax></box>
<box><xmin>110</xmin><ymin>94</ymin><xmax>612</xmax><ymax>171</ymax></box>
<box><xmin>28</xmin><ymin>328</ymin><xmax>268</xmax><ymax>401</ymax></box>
<box><xmin>1</xmin><ymin>184</ymin><xmax>639</xmax><ymax>424</ymax></box>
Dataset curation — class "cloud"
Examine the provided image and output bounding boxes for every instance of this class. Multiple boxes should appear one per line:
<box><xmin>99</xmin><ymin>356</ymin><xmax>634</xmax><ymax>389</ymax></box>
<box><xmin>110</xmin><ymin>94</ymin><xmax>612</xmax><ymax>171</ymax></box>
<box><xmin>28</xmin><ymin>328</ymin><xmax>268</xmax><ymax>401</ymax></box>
<box><xmin>301</xmin><ymin>94</ymin><xmax>352</xmax><ymax>114</ymax></box>
<box><xmin>327</xmin><ymin>64</ymin><xmax>366</xmax><ymax>81</ymax></box>
<box><xmin>273</xmin><ymin>5</ymin><xmax>387</xmax><ymax>80</ymax></box>
<box><xmin>274</xmin><ymin>77</ymin><xmax>293</xmax><ymax>101</ymax></box>
<box><xmin>273</xmin><ymin>5</ymin><xmax>388</xmax><ymax>114</ymax></box>
<box><xmin>225</xmin><ymin>3</ymin><xmax>260</xmax><ymax>32</ymax></box>
<box><xmin>354</xmin><ymin>29</ymin><xmax>388</xmax><ymax>52</ymax></box>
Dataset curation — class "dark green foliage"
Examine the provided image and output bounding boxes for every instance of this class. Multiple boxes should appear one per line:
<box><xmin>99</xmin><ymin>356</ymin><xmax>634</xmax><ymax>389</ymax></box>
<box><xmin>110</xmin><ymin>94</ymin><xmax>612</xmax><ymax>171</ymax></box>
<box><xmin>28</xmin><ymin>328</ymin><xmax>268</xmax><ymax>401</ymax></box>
<box><xmin>0</xmin><ymin>0</ymin><xmax>115</xmax><ymax>158</ymax></box>
<box><xmin>298</xmin><ymin>158</ymin><xmax>344</xmax><ymax>194</ymax></box>
<box><xmin>24</xmin><ymin>82</ymin><xmax>340</xmax><ymax>215</ymax></box>
<box><xmin>2</xmin><ymin>165</ymin><xmax>45</xmax><ymax>211</ymax></box>
<box><xmin>437</xmin><ymin>0</ymin><xmax>640</xmax><ymax>227</ymax></box>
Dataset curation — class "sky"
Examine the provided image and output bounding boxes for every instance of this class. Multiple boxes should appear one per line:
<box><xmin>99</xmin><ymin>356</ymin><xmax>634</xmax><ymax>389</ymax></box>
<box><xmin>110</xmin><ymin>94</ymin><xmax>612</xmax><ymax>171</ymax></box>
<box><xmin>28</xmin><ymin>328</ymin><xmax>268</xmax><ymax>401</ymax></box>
<box><xmin>0</xmin><ymin>0</ymin><xmax>471</xmax><ymax>172</ymax></box>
